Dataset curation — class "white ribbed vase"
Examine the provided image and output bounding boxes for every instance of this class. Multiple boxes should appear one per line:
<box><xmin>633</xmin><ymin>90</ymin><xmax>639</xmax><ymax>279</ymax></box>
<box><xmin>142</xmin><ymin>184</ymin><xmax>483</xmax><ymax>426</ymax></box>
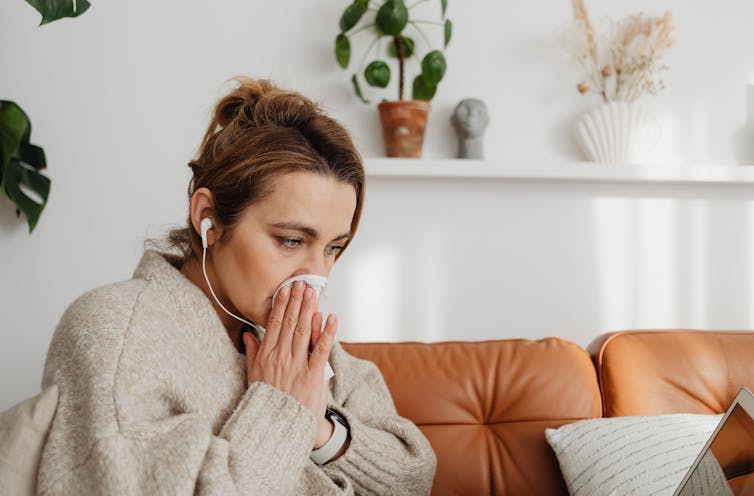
<box><xmin>575</xmin><ymin>101</ymin><xmax>662</xmax><ymax>164</ymax></box>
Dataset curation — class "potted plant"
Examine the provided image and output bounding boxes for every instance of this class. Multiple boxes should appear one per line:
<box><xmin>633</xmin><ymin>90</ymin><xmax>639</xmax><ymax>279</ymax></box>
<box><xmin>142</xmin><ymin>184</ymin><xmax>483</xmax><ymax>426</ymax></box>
<box><xmin>561</xmin><ymin>0</ymin><xmax>675</xmax><ymax>164</ymax></box>
<box><xmin>334</xmin><ymin>0</ymin><xmax>452</xmax><ymax>158</ymax></box>
<box><xmin>1</xmin><ymin>0</ymin><xmax>90</xmax><ymax>232</ymax></box>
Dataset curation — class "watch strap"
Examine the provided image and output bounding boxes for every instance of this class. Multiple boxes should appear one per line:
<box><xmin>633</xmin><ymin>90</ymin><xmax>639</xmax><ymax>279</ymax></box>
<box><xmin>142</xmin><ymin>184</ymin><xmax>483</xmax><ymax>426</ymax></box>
<box><xmin>310</xmin><ymin>409</ymin><xmax>348</xmax><ymax>465</ymax></box>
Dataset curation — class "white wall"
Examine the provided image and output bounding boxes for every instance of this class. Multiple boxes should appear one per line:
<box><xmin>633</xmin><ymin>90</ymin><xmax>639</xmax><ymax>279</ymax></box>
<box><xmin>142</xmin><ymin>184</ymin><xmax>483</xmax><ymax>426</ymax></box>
<box><xmin>2</xmin><ymin>0</ymin><xmax>754</xmax><ymax>408</ymax></box>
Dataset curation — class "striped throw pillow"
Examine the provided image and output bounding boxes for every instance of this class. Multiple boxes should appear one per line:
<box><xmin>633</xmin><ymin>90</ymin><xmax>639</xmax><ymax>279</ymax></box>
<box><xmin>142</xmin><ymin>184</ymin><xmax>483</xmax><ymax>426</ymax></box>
<box><xmin>545</xmin><ymin>414</ymin><xmax>722</xmax><ymax>496</ymax></box>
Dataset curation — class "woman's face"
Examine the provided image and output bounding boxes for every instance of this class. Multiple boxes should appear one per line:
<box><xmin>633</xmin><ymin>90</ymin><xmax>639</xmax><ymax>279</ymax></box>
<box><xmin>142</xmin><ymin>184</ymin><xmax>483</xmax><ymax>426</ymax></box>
<box><xmin>211</xmin><ymin>171</ymin><xmax>357</xmax><ymax>326</ymax></box>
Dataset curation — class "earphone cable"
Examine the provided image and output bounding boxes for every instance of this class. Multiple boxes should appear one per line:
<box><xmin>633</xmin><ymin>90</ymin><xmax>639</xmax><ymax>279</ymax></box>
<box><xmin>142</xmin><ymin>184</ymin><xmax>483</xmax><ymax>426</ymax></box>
<box><xmin>202</xmin><ymin>246</ymin><xmax>259</xmax><ymax>335</ymax></box>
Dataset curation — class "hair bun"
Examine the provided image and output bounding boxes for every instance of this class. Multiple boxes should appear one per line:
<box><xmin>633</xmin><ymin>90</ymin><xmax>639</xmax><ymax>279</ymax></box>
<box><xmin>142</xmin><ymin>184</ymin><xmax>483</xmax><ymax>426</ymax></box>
<box><xmin>213</xmin><ymin>77</ymin><xmax>317</xmax><ymax>133</ymax></box>
<box><xmin>213</xmin><ymin>78</ymin><xmax>271</xmax><ymax>128</ymax></box>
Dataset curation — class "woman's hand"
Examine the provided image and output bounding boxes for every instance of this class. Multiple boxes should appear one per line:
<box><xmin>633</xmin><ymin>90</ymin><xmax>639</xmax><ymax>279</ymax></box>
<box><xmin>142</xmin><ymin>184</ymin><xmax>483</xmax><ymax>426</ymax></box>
<box><xmin>243</xmin><ymin>280</ymin><xmax>337</xmax><ymax>445</ymax></box>
<box><xmin>310</xmin><ymin>311</ymin><xmax>335</xmax><ymax>448</ymax></box>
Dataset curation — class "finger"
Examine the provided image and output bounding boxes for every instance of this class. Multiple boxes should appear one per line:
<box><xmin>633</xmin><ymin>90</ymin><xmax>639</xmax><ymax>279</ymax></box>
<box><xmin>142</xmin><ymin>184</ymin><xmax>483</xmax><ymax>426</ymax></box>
<box><xmin>243</xmin><ymin>333</ymin><xmax>260</xmax><ymax>383</ymax></box>
<box><xmin>275</xmin><ymin>280</ymin><xmax>306</xmax><ymax>353</ymax></box>
<box><xmin>310</xmin><ymin>312</ymin><xmax>323</xmax><ymax>348</ymax></box>
<box><xmin>261</xmin><ymin>285</ymin><xmax>291</xmax><ymax>350</ymax></box>
<box><xmin>292</xmin><ymin>286</ymin><xmax>317</xmax><ymax>362</ymax></box>
<box><xmin>309</xmin><ymin>314</ymin><xmax>337</xmax><ymax>376</ymax></box>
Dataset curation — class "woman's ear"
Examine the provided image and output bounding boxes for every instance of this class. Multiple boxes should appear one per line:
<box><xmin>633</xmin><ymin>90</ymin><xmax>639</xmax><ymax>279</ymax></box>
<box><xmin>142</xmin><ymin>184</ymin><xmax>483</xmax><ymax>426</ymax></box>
<box><xmin>189</xmin><ymin>187</ymin><xmax>219</xmax><ymax>246</ymax></box>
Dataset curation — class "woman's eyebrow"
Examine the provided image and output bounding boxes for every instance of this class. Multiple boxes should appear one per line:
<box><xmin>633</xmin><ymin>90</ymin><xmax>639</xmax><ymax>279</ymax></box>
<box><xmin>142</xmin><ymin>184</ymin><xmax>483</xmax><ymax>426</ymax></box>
<box><xmin>270</xmin><ymin>222</ymin><xmax>350</xmax><ymax>242</ymax></box>
<box><xmin>331</xmin><ymin>233</ymin><xmax>351</xmax><ymax>243</ymax></box>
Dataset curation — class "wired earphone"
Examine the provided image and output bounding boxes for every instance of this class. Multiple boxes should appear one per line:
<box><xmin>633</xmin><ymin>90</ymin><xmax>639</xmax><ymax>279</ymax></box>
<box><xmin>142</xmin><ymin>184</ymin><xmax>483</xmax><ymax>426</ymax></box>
<box><xmin>200</xmin><ymin>217</ymin><xmax>260</xmax><ymax>336</ymax></box>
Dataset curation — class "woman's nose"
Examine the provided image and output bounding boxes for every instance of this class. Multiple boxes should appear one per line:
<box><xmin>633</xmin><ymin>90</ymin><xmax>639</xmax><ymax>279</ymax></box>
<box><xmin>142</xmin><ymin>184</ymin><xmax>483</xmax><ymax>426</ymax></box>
<box><xmin>297</xmin><ymin>249</ymin><xmax>328</xmax><ymax>277</ymax></box>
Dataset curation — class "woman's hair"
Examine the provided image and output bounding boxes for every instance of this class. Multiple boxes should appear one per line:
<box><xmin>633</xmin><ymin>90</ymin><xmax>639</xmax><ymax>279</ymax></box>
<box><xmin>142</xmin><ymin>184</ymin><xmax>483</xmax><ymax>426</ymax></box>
<box><xmin>166</xmin><ymin>78</ymin><xmax>365</xmax><ymax>262</ymax></box>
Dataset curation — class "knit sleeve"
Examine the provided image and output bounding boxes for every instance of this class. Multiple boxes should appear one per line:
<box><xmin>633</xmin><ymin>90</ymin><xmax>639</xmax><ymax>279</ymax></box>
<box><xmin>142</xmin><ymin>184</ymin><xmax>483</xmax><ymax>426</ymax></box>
<box><xmin>294</xmin><ymin>343</ymin><xmax>437</xmax><ymax>495</ymax></box>
<box><xmin>38</xmin><ymin>377</ymin><xmax>317</xmax><ymax>495</ymax></box>
<box><xmin>37</xmin><ymin>289</ymin><xmax>318</xmax><ymax>495</ymax></box>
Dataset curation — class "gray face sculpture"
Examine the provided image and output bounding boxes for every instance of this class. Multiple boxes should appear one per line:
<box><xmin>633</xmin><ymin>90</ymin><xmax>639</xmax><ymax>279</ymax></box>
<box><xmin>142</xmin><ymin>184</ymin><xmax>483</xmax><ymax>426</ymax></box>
<box><xmin>451</xmin><ymin>98</ymin><xmax>489</xmax><ymax>159</ymax></box>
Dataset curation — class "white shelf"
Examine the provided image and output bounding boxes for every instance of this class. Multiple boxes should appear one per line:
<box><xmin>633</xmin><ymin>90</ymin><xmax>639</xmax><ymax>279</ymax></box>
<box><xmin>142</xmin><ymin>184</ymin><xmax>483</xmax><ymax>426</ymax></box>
<box><xmin>364</xmin><ymin>158</ymin><xmax>754</xmax><ymax>185</ymax></box>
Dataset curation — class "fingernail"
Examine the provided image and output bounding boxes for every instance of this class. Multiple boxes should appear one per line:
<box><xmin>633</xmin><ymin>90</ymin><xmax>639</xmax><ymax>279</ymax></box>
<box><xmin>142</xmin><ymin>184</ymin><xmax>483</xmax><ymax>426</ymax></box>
<box><xmin>280</xmin><ymin>286</ymin><xmax>290</xmax><ymax>297</ymax></box>
<box><xmin>304</xmin><ymin>287</ymin><xmax>313</xmax><ymax>300</ymax></box>
<box><xmin>242</xmin><ymin>333</ymin><xmax>250</xmax><ymax>347</ymax></box>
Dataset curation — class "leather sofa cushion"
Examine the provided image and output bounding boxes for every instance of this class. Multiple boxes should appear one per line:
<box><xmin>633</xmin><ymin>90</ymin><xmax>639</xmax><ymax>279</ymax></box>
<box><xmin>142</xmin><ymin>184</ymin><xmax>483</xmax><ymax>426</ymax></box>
<box><xmin>343</xmin><ymin>338</ymin><xmax>601</xmax><ymax>496</ymax></box>
<box><xmin>588</xmin><ymin>330</ymin><xmax>754</xmax><ymax>416</ymax></box>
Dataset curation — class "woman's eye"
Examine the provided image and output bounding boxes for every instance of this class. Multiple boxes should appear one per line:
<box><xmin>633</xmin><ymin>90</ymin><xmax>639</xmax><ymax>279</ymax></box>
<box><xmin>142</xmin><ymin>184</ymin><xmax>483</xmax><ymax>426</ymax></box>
<box><xmin>327</xmin><ymin>245</ymin><xmax>345</xmax><ymax>255</ymax></box>
<box><xmin>280</xmin><ymin>238</ymin><xmax>303</xmax><ymax>249</ymax></box>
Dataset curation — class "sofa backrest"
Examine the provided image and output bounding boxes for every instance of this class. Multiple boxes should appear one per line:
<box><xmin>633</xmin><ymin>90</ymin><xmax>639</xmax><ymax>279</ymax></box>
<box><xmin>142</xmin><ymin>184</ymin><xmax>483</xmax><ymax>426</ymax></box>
<box><xmin>588</xmin><ymin>330</ymin><xmax>754</xmax><ymax>416</ymax></box>
<box><xmin>342</xmin><ymin>338</ymin><xmax>602</xmax><ymax>496</ymax></box>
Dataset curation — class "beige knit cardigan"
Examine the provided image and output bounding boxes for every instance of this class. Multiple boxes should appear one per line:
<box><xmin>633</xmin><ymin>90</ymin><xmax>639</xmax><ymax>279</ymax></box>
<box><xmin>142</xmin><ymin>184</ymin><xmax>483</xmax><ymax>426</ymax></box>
<box><xmin>38</xmin><ymin>251</ymin><xmax>436</xmax><ymax>495</ymax></box>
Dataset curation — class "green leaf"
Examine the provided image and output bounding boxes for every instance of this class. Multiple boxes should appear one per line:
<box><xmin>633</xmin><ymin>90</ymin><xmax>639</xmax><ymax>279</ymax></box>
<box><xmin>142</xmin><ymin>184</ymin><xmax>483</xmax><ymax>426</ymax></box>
<box><xmin>364</xmin><ymin>60</ymin><xmax>391</xmax><ymax>88</ymax></box>
<box><xmin>0</xmin><ymin>101</ymin><xmax>50</xmax><ymax>232</ymax></box>
<box><xmin>376</xmin><ymin>0</ymin><xmax>408</xmax><ymax>36</ymax></box>
<box><xmin>24</xmin><ymin>0</ymin><xmax>91</xmax><ymax>26</ymax></box>
<box><xmin>412</xmin><ymin>75</ymin><xmax>437</xmax><ymax>101</ymax></box>
<box><xmin>17</xmin><ymin>140</ymin><xmax>46</xmax><ymax>171</ymax></box>
<box><xmin>388</xmin><ymin>36</ymin><xmax>415</xmax><ymax>58</ymax></box>
<box><xmin>3</xmin><ymin>158</ymin><xmax>51</xmax><ymax>232</ymax></box>
<box><xmin>351</xmin><ymin>74</ymin><xmax>370</xmax><ymax>104</ymax></box>
<box><xmin>444</xmin><ymin>19</ymin><xmax>452</xmax><ymax>47</ymax></box>
<box><xmin>355</xmin><ymin>0</ymin><xmax>369</xmax><ymax>9</ymax></box>
<box><xmin>339</xmin><ymin>2</ymin><xmax>366</xmax><ymax>33</ymax></box>
<box><xmin>335</xmin><ymin>34</ymin><xmax>351</xmax><ymax>69</ymax></box>
<box><xmin>421</xmin><ymin>50</ymin><xmax>446</xmax><ymax>85</ymax></box>
<box><xmin>441</xmin><ymin>0</ymin><xmax>447</xmax><ymax>16</ymax></box>
<box><xmin>0</xmin><ymin>101</ymin><xmax>29</xmax><ymax>173</ymax></box>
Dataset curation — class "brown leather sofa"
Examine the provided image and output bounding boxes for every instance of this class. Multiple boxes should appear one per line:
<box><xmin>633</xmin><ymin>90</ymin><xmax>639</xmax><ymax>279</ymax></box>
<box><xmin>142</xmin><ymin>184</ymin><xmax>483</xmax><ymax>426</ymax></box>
<box><xmin>342</xmin><ymin>330</ymin><xmax>754</xmax><ymax>496</ymax></box>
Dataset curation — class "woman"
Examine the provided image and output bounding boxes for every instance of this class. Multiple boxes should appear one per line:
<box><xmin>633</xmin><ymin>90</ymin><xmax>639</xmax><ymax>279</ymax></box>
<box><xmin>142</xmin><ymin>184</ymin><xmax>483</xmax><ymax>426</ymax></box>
<box><xmin>38</xmin><ymin>78</ymin><xmax>436</xmax><ymax>495</ymax></box>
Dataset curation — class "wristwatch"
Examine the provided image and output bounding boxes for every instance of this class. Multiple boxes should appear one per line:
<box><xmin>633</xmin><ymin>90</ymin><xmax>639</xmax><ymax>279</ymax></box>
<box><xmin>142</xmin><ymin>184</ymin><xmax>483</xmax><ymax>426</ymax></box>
<box><xmin>310</xmin><ymin>408</ymin><xmax>349</xmax><ymax>465</ymax></box>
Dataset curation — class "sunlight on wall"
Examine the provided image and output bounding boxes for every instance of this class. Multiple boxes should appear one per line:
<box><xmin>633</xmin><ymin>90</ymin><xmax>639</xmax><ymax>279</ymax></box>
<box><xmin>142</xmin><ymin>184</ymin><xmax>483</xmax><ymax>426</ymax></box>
<box><xmin>637</xmin><ymin>199</ymin><xmax>679</xmax><ymax>325</ymax></box>
<box><xmin>592</xmin><ymin>197</ymin><xmax>717</xmax><ymax>330</ymax></box>
<box><xmin>345</xmin><ymin>245</ymin><xmax>402</xmax><ymax>341</ymax></box>
<box><xmin>416</xmin><ymin>228</ymin><xmax>446</xmax><ymax>341</ymax></box>
<box><xmin>689</xmin><ymin>201</ymin><xmax>709</xmax><ymax>326</ymax></box>
<box><xmin>592</xmin><ymin>197</ymin><xmax>681</xmax><ymax>329</ymax></box>
<box><xmin>592</xmin><ymin>198</ymin><xmax>633</xmax><ymax>328</ymax></box>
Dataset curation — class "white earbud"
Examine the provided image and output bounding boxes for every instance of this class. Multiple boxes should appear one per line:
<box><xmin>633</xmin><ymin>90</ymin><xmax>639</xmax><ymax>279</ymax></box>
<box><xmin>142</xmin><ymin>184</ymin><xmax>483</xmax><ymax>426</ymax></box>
<box><xmin>200</xmin><ymin>217</ymin><xmax>213</xmax><ymax>249</ymax></box>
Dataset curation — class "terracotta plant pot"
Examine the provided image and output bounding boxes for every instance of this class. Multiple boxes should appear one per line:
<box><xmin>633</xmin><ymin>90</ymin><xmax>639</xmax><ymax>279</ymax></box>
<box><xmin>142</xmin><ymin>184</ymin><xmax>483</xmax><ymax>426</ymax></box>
<box><xmin>377</xmin><ymin>100</ymin><xmax>431</xmax><ymax>158</ymax></box>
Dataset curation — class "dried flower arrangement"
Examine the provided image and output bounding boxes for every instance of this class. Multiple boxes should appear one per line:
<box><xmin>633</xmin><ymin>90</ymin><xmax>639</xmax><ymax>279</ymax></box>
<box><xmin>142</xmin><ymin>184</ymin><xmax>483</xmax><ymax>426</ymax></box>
<box><xmin>561</xmin><ymin>0</ymin><xmax>675</xmax><ymax>103</ymax></box>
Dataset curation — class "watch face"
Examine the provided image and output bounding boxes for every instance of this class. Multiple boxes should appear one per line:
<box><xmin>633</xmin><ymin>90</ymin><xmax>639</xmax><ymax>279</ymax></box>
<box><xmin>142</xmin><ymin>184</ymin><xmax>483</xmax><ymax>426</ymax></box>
<box><xmin>326</xmin><ymin>408</ymin><xmax>348</xmax><ymax>428</ymax></box>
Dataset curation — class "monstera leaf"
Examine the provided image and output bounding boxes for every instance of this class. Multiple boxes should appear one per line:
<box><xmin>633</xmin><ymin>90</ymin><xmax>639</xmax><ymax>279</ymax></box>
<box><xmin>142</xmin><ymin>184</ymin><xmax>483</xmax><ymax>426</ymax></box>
<box><xmin>2</xmin><ymin>0</ymin><xmax>93</xmax><ymax>232</ymax></box>
<box><xmin>25</xmin><ymin>0</ymin><xmax>91</xmax><ymax>25</ymax></box>
<box><xmin>0</xmin><ymin>101</ymin><xmax>50</xmax><ymax>232</ymax></box>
